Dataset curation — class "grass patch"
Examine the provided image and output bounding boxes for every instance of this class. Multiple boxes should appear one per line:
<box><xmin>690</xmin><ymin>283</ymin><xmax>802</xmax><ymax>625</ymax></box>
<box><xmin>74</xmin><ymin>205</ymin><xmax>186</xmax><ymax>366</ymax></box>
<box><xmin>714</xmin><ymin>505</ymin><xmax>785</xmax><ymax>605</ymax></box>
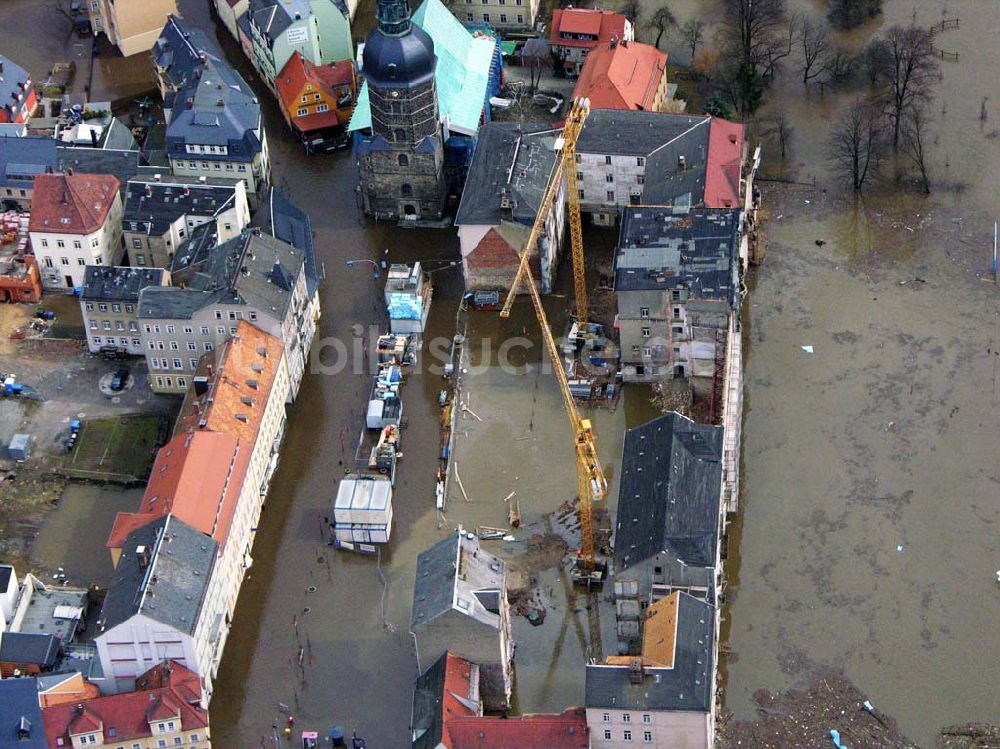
<box><xmin>69</xmin><ymin>416</ymin><xmax>166</xmax><ymax>479</ymax></box>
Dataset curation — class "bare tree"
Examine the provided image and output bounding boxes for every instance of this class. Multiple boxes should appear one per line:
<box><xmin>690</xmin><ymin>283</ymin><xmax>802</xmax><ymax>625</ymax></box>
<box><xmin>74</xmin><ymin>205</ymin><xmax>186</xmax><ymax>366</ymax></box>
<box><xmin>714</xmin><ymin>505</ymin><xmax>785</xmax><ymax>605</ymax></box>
<box><xmin>620</xmin><ymin>0</ymin><xmax>642</xmax><ymax>23</ymax></box>
<box><xmin>828</xmin><ymin>97</ymin><xmax>886</xmax><ymax>190</ymax></box>
<box><xmin>872</xmin><ymin>25</ymin><xmax>940</xmax><ymax>147</ymax></box>
<box><xmin>718</xmin><ymin>0</ymin><xmax>790</xmax><ymax>110</ymax></box>
<box><xmin>650</xmin><ymin>6</ymin><xmax>677</xmax><ymax>50</ymax></box>
<box><xmin>763</xmin><ymin>111</ymin><xmax>794</xmax><ymax>158</ymax></box>
<box><xmin>902</xmin><ymin>105</ymin><xmax>931</xmax><ymax>193</ymax></box>
<box><xmin>799</xmin><ymin>18</ymin><xmax>832</xmax><ymax>83</ymax></box>
<box><xmin>681</xmin><ymin>19</ymin><xmax>705</xmax><ymax>59</ymax></box>
<box><xmin>761</xmin><ymin>13</ymin><xmax>798</xmax><ymax>78</ymax></box>
<box><xmin>825</xmin><ymin>47</ymin><xmax>855</xmax><ymax>85</ymax></box>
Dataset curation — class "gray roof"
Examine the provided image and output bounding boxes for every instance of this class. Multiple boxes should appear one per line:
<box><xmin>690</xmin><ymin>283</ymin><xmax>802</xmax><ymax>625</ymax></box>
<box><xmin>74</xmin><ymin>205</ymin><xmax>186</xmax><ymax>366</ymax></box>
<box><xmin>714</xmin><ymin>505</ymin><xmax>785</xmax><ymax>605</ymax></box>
<box><xmin>249</xmin><ymin>0</ymin><xmax>299</xmax><ymax>43</ymax></box>
<box><xmin>0</xmin><ymin>633</ymin><xmax>60</xmax><ymax>667</ymax></box>
<box><xmin>411</xmin><ymin>532</ymin><xmax>506</xmax><ymax>631</ymax></box>
<box><xmin>81</xmin><ymin>266</ymin><xmax>167</xmax><ymax>302</ymax></box>
<box><xmin>577</xmin><ymin>110</ymin><xmax>710</xmax><ymax>158</ymax></box>
<box><xmin>98</xmin><ymin>515</ymin><xmax>217</xmax><ymax>636</ymax></box>
<box><xmin>410</xmin><ymin>651</ymin><xmax>448</xmax><ymax>749</ymax></box>
<box><xmin>141</xmin><ymin>229</ymin><xmax>303</xmax><ymax>320</ymax></box>
<box><xmin>585</xmin><ymin>592</ymin><xmax>714</xmax><ymax>711</ymax></box>
<box><xmin>255</xmin><ymin>187</ymin><xmax>318</xmax><ymax>296</ymax></box>
<box><xmin>613</xmin><ymin>413</ymin><xmax>723</xmax><ymax>573</ymax></box>
<box><xmin>55</xmin><ymin>146</ymin><xmax>170</xmax><ymax>192</ymax></box>
<box><xmin>166</xmin><ymin>54</ymin><xmax>261</xmax><ymax>155</ymax></box>
<box><xmin>0</xmin><ymin>136</ymin><xmax>56</xmax><ymax>190</ymax></box>
<box><xmin>0</xmin><ymin>54</ymin><xmax>32</xmax><ymax>125</ymax></box>
<box><xmin>614</xmin><ymin>207</ymin><xmax>739</xmax><ymax>305</ymax></box>
<box><xmin>154</xmin><ymin>15</ymin><xmax>222</xmax><ymax>96</ymax></box>
<box><xmin>0</xmin><ymin>678</ymin><xmax>46</xmax><ymax>749</ymax></box>
<box><xmin>123</xmin><ymin>177</ymin><xmax>240</xmax><ymax>235</ymax></box>
<box><xmin>455</xmin><ymin>122</ymin><xmax>562</xmax><ymax>227</ymax></box>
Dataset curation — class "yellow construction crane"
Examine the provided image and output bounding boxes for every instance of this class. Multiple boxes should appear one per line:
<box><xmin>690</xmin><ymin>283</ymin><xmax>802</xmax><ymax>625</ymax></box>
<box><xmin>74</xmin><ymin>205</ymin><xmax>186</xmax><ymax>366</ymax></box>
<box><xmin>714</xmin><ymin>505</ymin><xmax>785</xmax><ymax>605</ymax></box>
<box><xmin>498</xmin><ymin>99</ymin><xmax>607</xmax><ymax>582</ymax></box>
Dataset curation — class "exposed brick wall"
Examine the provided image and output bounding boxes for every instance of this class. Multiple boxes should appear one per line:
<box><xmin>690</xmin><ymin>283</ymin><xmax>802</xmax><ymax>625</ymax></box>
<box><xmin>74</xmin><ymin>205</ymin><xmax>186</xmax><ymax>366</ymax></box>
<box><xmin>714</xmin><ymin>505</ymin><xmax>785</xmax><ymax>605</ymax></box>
<box><xmin>463</xmin><ymin>228</ymin><xmax>541</xmax><ymax>291</ymax></box>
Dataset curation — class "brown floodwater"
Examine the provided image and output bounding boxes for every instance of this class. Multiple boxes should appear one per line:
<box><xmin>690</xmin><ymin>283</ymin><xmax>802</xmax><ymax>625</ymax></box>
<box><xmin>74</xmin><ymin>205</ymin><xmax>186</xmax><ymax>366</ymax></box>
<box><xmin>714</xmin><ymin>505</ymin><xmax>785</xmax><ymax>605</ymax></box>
<box><xmin>2</xmin><ymin>0</ymin><xmax>997</xmax><ymax>742</ymax></box>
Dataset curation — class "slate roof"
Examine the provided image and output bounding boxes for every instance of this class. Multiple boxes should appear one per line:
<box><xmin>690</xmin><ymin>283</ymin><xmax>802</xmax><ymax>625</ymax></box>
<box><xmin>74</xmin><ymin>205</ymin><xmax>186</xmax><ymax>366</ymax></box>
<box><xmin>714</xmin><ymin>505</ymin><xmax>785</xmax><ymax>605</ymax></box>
<box><xmin>0</xmin><ymin>633</ymin><xmax>61</xmax><ymax>667</ymax></box>
<box><xmin>123</xmin><ymin>178</ymin><xmax>240</xmax><ymax>235</ymax></box>
<box><xmin>572</xmin><ymin>41</ymin><xmax>666</xmax><ymax>111</ymax></box>
<box><xmin>0</xmin><ymin>677</ymin><xmax>46</xmax><ymax>749</ymax></box>
<box><xmin>613</xmin><ymin>412</ymin><xmax>723</xmax><ymax>573</ymax></box>
<box><xmin>0</xmin><ymin>136</ymin><xmax>56</xmax><ymax>191</ymax></box>
<box><xmin>140</xmin><ymin>229</ymin><xmax>304</xmax><ymax>321</ymax></box>
<box><xmin>411</xmin><ymin>532</ymin><xmax>506</xmax><ymax>632</ymax></box>
<box><xmin>0</xmin><ymin>54</ymin><xmax>32</xmax><ymax>124</ymax></box>
<box><xmin>614</xmin><ymin>207</ymin><xmax>739</xmax><ymax>304</ymax></box>
<box><xmin>81</xmin><ymin>267</ymin><xmax>167</xmax><ymax>302</ymax></box>
<box><xmin>28</xmin><ymin>173</ymin><xmax>119</xmax><ymax>235</ymax></box>
<box><xmin>153</xmin><ymin>15</ymin><xmax>221</xmax><ymax>96</ymax></box>
<box><xmin>455</xmin><ymin>122</ymin><xmax>561</xmax><ymax>227</ymax></box>
<box><xmin>410</xmin><ymin>652</ymin><xmax>478</xmax><ymax>749</ymax></box>
<box><xmin>577</xmin><ymin>110</ymin><xmax>709</xmax><ymax>158</ymax></box>
<box><xmin>350</xmin><ymin>0</ymin><xmax>497</xmax><ymax>136</ymax></box>
<box><xmin>248</xmin><ymin>0</ymin><xmax>308</xmax><ymax>44</ymax></box>
<box><xmin>55</xmin><ymin>146</ymin><xmax>170</xmax><ymax>191</ymax></box>
<box><xmin>255</xmin><ymin>187</ymin><xmax>319</xmax><ymax>297</ymax></box>
<box><xmin>585</xmin><ymin>592</ymin><xmax>714</xmax><ymax>712</ymax></box>
<box><xmin>97</xmin><ymin>515</ymin><xmax>217</xmax><ymax>636</ymax></box>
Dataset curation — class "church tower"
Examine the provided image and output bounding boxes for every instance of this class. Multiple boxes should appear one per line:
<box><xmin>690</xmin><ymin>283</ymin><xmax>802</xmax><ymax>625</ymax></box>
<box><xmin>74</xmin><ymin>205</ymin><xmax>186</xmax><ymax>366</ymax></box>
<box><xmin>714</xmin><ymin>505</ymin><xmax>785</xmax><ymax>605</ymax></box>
<box><xmin>357</xmin><ymin>0</ymin><xmax>447</xmax><ymax>220</ymax></box>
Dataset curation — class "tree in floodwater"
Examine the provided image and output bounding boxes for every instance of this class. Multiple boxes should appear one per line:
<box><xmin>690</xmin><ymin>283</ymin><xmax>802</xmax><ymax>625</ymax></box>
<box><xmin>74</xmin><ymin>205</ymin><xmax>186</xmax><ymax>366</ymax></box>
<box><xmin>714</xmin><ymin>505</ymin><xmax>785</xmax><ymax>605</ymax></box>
<box><xmin>650</xmin><ymin>6</ymin><xmax>677</xmax><ymax>50</ymax></box>
<box><xmin>718</xmin><ymin>0</ymin><xmax>790</xmax><ymax>112</ymax></box>
<box><xmin>799</xmin><ymin>18</ymin><xmax>832</xmax><ymax>83</ymax></box>
<box><xmin>827</xmin><ymin>0</ymin><xmax>882</xmax><ymax>30</ymax></box>
<box><xmin>681</xmin><ymin>19</ymin><xmax>705</xmax><ymax>59</ymax></box>
<box><xmin>871</xmin><ymin>25</ymin><xmax>939</xmax><ymax>148</ymax></box>
<box><xmin>902</xmin><ymin>105</ymin><xmax>931</xmax><ymax>193</ymax></box>
<box><xmin>762</xmin><ymin>111</ymin><xmax>794</xmax><ymax>158</ymax></box>
<box><xmin>828</xmin><ymin>97</ymin><xmax>886</xmax><ymax>190</ymax></box>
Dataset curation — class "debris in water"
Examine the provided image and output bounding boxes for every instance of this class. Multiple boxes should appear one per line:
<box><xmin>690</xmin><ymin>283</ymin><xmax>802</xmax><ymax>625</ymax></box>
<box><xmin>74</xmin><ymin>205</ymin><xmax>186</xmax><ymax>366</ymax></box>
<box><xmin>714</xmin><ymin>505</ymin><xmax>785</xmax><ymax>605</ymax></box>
<box><xmin>815</xmin><ymin>239</ymin><xmax>826</xmax><ymax>246</ymax></box>
<box><xmin>801</xmin><ymin>345</ymin><xmax>815</xmax><ymax>354</ymax></box>
<box><xmin>897</xmin><ymin>545</ymin><xmax>904</xmax><ymax>553</ymax></box>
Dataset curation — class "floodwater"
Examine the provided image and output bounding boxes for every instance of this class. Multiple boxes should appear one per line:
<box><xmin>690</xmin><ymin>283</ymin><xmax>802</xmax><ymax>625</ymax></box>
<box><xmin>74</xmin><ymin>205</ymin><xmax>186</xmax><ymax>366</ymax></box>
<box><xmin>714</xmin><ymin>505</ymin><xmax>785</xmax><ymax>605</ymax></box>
<box><xmin>712</xmin><ymin>0</ymin><xmax>1000</xmax><ymax>741</ymax></box>
<box><xmin>31</xmin><ymin>484</ymin><xmax>144</xmax><ymax>588</ymax></box>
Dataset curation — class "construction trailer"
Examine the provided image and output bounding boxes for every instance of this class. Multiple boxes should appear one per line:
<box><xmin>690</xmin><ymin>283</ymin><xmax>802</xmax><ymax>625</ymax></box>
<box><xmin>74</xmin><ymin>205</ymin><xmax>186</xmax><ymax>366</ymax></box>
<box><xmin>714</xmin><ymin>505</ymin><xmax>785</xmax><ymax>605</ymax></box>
<box><xmin>331</xmin><ymin>474</ymin><xmax>393</xmax><ymax>552</ymax></box>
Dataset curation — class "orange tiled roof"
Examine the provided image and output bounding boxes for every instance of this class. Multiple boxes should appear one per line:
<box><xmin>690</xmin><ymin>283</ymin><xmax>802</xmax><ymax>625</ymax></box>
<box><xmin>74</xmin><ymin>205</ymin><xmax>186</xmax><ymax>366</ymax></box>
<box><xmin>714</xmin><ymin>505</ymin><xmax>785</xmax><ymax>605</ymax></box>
<box><xmin>704</xmin><ymin>117</ymin><xmax>745</xmax><ymax>208</ymax></box>
<box><xmin>572</xmin><ymin>41</ymin><xmax>667</xmax><ymax>111</ymax></box>
<box><xmin>550</xmin><ymin>8</ymin><xmax>628</xmax><ymax>48</ymax></box>
<box><xmin>174</xmin><ymin>320</ymin><xmax>285</xmax><ymax>444</ymax></box>
<box><xmin>447</xmin><ymin>708</ymin><xmax>589</xmax><ymax>749</ymax></box>
<box><xmin>28</xmin><ymin>172</ymin><xmax>119</xmax><ymax>235</ymax></box>
<box><xmin>107</xmin><ymin>431</ymin><xmax>249</xmax><ymax>553</ymax></box>
<box><xmin>275</xmin><ymin>51</ymin><xmax>354</xmax><ymax>114</ymax></box>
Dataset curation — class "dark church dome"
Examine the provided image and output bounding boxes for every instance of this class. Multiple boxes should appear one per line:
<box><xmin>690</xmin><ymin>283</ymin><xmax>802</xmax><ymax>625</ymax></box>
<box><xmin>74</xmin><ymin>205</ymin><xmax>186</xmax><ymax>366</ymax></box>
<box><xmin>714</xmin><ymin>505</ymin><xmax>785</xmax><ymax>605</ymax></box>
<box><xmin>362</xmin><ymin>25</ymin><xmax>436</xmax><ymax>89</ymax></box>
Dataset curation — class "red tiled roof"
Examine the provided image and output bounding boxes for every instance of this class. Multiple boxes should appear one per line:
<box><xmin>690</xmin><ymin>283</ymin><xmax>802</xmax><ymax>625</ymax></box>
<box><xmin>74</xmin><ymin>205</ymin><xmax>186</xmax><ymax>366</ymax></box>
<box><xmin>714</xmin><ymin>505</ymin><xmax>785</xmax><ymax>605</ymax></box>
<box><xmin>106</xmin><ymin>431</ymin><xmax>249</xmax><ymax>554</ymax></box>
<box><xmin>292</xmin><ymin>109</ymin><xmax>342</xmax><ymax>133</ymax></box>
<box><xmin>704</xmin><ymin>118</ymin><xmax>745</xmax><ymax>208</ymax></box>
<box><xmin>572</xmin><ymin>41</ymin><xmax>667</xmax><ymax>111</ymax></box>
<box><xmin>550</xmin><ymin>9</ymin><xmax>628</xmax><ymax>48</ymax></box>
<box><xmin>28</xmin><ymin>173</ymin><xmax>119</xmax><ymax>235</ymax></box>
<box><xmin>447</xmin><ymin>709</ymin><xmax>589</xmax><ymax>749</ymax></box>
<box><xmin>134</xmin><ymin>660</ymin><xmax>203</xmax><ymax>705</ymax></box>
<box><xmin>275</xmin><ymin>51</ymin><xmax>355</xmax><ymax>115</ymax></box>
<box><xmin>42</xmin><ymin>674</ymin><xmax>209</xmax><ymax>746</ymax></box>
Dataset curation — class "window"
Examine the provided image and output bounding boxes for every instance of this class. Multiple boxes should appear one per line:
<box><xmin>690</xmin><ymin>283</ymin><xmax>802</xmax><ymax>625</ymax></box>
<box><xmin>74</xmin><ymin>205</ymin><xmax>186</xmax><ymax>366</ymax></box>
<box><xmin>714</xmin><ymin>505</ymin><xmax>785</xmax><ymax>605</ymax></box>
<box><xmin>500</xmin><ymin>12</ymin><xmax>507</xmax><ymax>21</ymax></box>
<box><xmin>92</xmin><ymin>336</ymin><xmax>102</xmax><ymax>344</ymax></box>
<box><xmin>643</xmin><ymin>346</ymin><xmax>651</xmax><ymax>357</ymax></box>
<box><xmin>170</xmin><ymin>341</ymin><xmax>179</xmax><ymax>350</ymax></box>
<box><xmin>85</xmin><ymin>302</ymin><xmax>94</xmax><ymax>311</ymax></box>
<box><xmin>623</xmin><ymin>714</ymin><xmax>631</xmax><ymax>723</ymax></box>
<box><xmin>217</xmin><ymin>326</ymin><xmax>225</xmax><ymax>335</ymax></box>
<box><xmin>671</xmin><ymin>289</ymin><xmax>681</xmax><ymax>301</ymax></box>
<box><xmin>187</xmin><ymin>342</ymin><xmax>196</xmax><ymax>351</ymax></box>
<box><xmin>229</xmin><ymin>326</ymin><xmax>237</xmax><ymax>335</ymax></box>
<box><xmin>483</xmin><ymin>12</ymin><xmax>490</xmax><ymax>21</ymax></box>
<box><xmin>174</xmin><ymin>737</ymin><xmax>183</xmax><ymax>746</ymax></box>
<box><xmin>112</xmin><ymin>304</ymin><xmax>121</xmax><ymax>313</ymax></box>
<box><xmin>623</xmin><ymin>730</ymin><xmax>632</xmax><ymax>741</ymax></box>
<box><xmin>637</xmin><ymin>175</ymin><xmax>644</xmax><ymax>185</ymax></box>
<box><xmin>673</xmin><ymin>326</ymin><xmax>683</xmax><ymax>335</ymax></box>
<box><xmin>317</xmin><ymin>103</ymin><xmax>329</xmax><ymax>113</ymax></box>
<box><xmin>190</xmin><ymin>737</ymin><xmax>199</xmax><ymax>743</ymax></box>
<box><xmin>43</xmin><ymin>257</ymin><xmax>53</xmax><ymax>268</ymax></box>
<box><xmin>641</xmin><ymin>327</ymin><xmax>651</xmax><ymax>338</ymax></box>
<box><xmin>643</xmin><ymin>715</ymin><xmax>651</xmax><ymax>724</ymax></box>
<box><xmin>640</xmin><ymin>307</ymin><xmax>650</xmax><ymax>318</ymax></box>
<box><xmin>673</xmin><ymin>307</ymin><xmax>681</xmax><ymax>319</ymax></box>
<box><xmin>98</xmin><ymin>303</ymin><xmax>108</xmax><ymax>312</ymax></box>
<box><xmin>132</xmin><ymin>338</ymin><xmax>140</xmax><ymax>347</ymax></box>
<box><xmin>578</xmin><ymin>189</ymin><xmax>584</xmax><ymax>200</ymax></box>
<box><xmin>173</xmin><ymin>358</ymin><xmax>182</xmax><ymax>369</ymax></box>
<box><xmin>183</xmin><ymin>326</ymin><xmax>193</xmax><ymax>334</ymax></box>
<box><xmin>61</xmin><ymin>256</ymin><xmax>70</xmax><ymax>266</ymax></box>
<box><xmin>41</xmin><ymin>239</ymin><xmax>48</xmax><ymax>247</ymax></box>
<box><xmin>631</xmin><ymin>344</ymin><xmax>639</xmax><ymax>353</ymax></box>
<box><xmin>604</xmin><ymin>731</ymin><xmax>612</xmax><ymax>741</ymax></box>
<box><xmin>126</xmin><ymin>304</ymin><xmax>133</xmax><ymax>313</ymax></box>
<box><xmin>606</xmin><ymin>173</ymin><xmax>614</xmax><ymax>182</ymax></box>
<box><xmin>606</xmin><ymin>190</ymin><xmax>615</xmax><ymax>201</ymax></box>
<box><xmin>401</xmin><ymin>184</ymin><xmax>413</xmax><ymax>197</ymax></box>
<box><xmin>204</xmin><ymin>342</ymin><xmax>213</xmax><ymax>351</ymax></box>
<box><xmin>643</xmin><ymin>731</ymin><xmax>652</xmax><ymax>743</ymax></box>
<box><xmin>190</xmin><ymin>358</ymin><xmax>199</xmax><ymax>369</ymax></box>
<box><xmin>517</xmin><ymin>13</ymin><xmax>523</xmax><ymax>22</ymax></box>
<box><xmin>605</xmin><ymin>155</ymin><xmax>612</xmax><ymax>165</ymax></box>
<box><xmin>77</xmin><ymin>257</ymin><xmax>86</xmax><ymax>267</ymax></box>
<box><xmin>637</xmin><ymin>156</ymin><xmax>645</xmax><ymax>167</ymax></box>
<box><xmin>116</xmin><ymin>321</ymin><xmax>124</xmax><ymax>331</ymax></box>
<box><xmin>201</xmin><ymin>326</ymin><xmax>210</xmax><ymax>335</ymax></box>
<box><xmin>73</xmin><ymin>240</ymin><xmax>82</xmax><ymax>249</ymax></box>
<box><xmin>249</xmin><ymin>311</ymin><xmax>257</xmax><ymax>321</ymax></box>
<box><xmin>296</xmin><ymin>107</ymin><xmax>308</xmax><ymax>116</ymax></box>
<box><xmin>602</xmin><ymin>713</ymin><xmax>610</xmax><ymax>723</ymax></box>
<box><xmin>89</xmin><ymin>320</ymin><xmax>97</xmax><ymax>330</ymax></box>
<box><xmin>57</xmin><ymin>240</ymin><xmax>65</xmax><ymax>248</ymax></box>
<box><xmin>136</xmin><ymin>254</ymin><xmax>146</xmax><ymax>266</ymax></box>
<box><xmin>466</xmin><ymin>12</ymin><xmax>473</xmax><ymax>19</ymax></box>
<box><xmin>132</xmin><ymin>238</ymin><xmax>142</xmax><ymax>249</ymax></box>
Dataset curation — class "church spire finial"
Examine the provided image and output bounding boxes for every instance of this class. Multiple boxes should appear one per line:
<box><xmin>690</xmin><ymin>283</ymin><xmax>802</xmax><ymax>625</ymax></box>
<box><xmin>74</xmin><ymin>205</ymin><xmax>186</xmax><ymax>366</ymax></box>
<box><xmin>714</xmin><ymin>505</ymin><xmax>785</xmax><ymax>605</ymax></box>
<box><xmin>376</xmin><ymin>0</ymin><xmax>412</xmax><ymax>36</ymax></box>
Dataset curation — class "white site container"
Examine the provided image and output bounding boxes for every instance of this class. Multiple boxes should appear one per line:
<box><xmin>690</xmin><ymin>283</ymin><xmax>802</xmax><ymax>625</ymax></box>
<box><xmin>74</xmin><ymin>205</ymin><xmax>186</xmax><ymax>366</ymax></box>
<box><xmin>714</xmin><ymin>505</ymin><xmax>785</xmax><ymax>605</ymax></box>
<box><xmin>333</xmin><ymin>475</ymin><xmax>393</xmax><ymax>545</ymax></box>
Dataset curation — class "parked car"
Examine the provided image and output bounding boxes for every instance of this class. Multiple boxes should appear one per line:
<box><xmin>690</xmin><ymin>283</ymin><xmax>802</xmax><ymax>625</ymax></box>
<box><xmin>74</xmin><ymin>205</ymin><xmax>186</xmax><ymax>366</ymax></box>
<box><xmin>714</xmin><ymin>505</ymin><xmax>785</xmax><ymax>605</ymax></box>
<box><xmin>110</xmin><ymin>368</ymin><xmax>129</xmax><ymax>392</ymax></box>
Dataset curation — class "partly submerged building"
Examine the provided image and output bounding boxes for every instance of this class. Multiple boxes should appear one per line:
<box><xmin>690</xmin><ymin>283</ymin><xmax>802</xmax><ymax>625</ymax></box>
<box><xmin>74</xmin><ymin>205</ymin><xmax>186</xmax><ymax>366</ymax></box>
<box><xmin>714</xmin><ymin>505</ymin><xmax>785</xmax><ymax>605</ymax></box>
<box><xmin>350</xmin><ymin>0</ymin><xmax>501</xmax><ymax>220</ymax></box>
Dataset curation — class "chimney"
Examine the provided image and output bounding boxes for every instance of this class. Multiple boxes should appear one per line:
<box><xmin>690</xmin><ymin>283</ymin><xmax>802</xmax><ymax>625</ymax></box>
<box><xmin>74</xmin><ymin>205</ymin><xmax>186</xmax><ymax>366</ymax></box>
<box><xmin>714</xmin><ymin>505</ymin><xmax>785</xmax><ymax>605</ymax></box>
<box><xmin>90</xmin><ymin>127</ymin><xmax>99</xmax><ymax>148</ymax></box>
<box><xmin>627</xmin><ymin>657</ymin><xmax>644</xmax><ymax>684</ymax></box>
<box><xmin>136</xmin><ymin>544</ymin><xmax>150</xmax><ymax>568</ymax></box>
<box><xmin>183</xmin><ymin>186</ymin><xmax>190</xmax><ymax>196</ymax></box>
<box><xmin>207</xmin><ymin>363</ymin><xmax>214</xmax><ymax>377</ymax></box>
<box><xmin>145</xmin><ymin>185</ymin><xmax>152</xmax><ymax>198</ymax></box>
<box><xmin>678</xmin><ymin>155</ymin><xmax>686</xmax><ymax>172</ymax></box>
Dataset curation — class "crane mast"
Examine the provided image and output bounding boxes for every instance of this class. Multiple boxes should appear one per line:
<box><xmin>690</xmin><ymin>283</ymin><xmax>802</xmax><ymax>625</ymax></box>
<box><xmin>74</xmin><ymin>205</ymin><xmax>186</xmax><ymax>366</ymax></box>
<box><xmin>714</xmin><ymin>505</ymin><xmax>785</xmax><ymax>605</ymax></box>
<box><xmin>496</xmin><ymin>99</ymin><xmax>607</xmax><ymax>577</ymax></box>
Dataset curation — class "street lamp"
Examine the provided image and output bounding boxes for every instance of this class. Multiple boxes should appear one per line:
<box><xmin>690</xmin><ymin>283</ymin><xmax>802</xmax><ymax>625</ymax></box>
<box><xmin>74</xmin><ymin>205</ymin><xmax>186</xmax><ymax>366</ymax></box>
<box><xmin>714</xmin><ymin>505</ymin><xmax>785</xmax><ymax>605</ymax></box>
<box><xmin>346</xmin><ymin>258</ymin><xmax>384</xmax><ymax>280</ymax></box>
